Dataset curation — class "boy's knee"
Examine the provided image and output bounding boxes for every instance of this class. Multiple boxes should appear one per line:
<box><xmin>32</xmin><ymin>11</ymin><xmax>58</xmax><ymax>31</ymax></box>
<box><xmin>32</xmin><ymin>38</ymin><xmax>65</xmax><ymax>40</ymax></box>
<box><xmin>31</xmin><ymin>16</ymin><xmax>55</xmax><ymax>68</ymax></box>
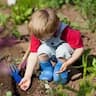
<box><xmin>56</xmin><ymin>43</ymin><xmax>73</xmax><ymax>59</ymax></box>
<box><xmin>38</xmin><ymin>53</ymin><xmax>49</xmax><ymax>61</ymax></box>
<box><xmin>56</xmin><ymin>46</ymin><xmax>72</xmax><ymax>59</ymax></box>
<box><xmin>37</xmin><ymin>44</ymin><xmax>55</xmax><ymax>58</ymax></box>
<box><xmin>57</xmin><ymin>57</ymin><xmax>66</xmax><ymax>63</ymax></box>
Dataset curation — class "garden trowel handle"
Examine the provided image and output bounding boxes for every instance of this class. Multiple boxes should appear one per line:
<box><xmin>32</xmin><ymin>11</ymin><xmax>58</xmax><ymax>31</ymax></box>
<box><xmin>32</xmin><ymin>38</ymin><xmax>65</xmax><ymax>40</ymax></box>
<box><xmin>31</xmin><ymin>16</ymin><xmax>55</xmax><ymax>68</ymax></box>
<box><xmin>9</xmin><ymin>64</ymin><xmax>22</xmax><ymax>84</ymax></box>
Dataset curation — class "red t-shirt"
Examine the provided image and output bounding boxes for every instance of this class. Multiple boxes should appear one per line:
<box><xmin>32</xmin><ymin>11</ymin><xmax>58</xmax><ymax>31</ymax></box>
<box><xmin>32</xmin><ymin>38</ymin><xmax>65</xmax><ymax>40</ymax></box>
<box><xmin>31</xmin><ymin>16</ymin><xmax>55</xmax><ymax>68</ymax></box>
<box><xmin>30</xmin><ymin>26</ymin><xmax>83</xmax><ymax>52</ymax></box>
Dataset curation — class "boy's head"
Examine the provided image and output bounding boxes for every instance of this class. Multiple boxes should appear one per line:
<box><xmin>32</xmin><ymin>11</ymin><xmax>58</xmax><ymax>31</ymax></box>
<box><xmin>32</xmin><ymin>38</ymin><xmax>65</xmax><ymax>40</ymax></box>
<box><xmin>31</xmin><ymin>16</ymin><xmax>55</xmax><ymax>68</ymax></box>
<box><xmin>28</xmin><ymin>8</ymin><xmax>59</xmax><ymax>40</ymax></box>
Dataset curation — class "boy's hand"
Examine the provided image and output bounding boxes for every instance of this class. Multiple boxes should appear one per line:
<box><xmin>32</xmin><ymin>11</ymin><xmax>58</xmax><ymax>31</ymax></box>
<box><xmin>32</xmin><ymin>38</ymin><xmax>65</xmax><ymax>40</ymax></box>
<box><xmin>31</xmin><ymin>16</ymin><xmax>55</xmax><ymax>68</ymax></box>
<box><xmin>56</xmin><ymin>63</ymin><xmax>68</xmax><ymax>74</ymax></box>
<box><xmin>19</xmin><ymin>77</ymin><xmax>31</xmax><ymax>91</ymax></box>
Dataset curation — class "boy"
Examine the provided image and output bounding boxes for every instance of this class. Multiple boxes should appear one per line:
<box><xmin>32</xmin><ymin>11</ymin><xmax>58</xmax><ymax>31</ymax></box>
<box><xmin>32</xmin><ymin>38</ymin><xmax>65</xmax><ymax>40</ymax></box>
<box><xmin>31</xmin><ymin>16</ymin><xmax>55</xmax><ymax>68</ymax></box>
<box><xmin>19</xmin><ymin>8</ymin><xmax>84</xmax><ymax>91</ymax></box>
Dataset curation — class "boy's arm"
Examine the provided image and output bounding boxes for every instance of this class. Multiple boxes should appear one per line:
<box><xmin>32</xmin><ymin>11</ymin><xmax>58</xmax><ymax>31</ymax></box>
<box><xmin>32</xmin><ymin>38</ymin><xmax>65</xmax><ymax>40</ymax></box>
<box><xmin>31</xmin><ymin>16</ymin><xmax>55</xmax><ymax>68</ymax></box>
<box><xmin>24</xmin><ymin>52</ymin><xmax>38</xmax><ymax>79</ymax></box>
<box><xmin>19</xmin><ymin>52</ymin><xmax>38</xmax><ymax>91</ymax></box>
<box><xmin>22</xmin><ymin>46</ymin><xmax>30</xmax><ymax>62</ymax></box>
<box><xmin>57</xmin><ymin>47</ymin><xmax>84</xmax><ymax>73</ymax></box>
<box><xmin>18</xmin><ymin>45</ymin><xmax>30</xmax><ymax>70</ymax></box>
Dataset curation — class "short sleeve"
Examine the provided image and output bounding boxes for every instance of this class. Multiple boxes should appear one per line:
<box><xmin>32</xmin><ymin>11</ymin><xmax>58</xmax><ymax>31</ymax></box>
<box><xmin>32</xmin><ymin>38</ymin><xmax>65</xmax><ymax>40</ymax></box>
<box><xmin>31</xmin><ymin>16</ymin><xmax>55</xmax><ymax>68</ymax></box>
<box><xmin>30</xmin><ymin>35</ymin><xmax>41</xmax><ymax>52</ymax></box>
<box><xmin>61</xmin><ymin>27</ymin><xmax>83</xmax><ymax>48</ymax></box>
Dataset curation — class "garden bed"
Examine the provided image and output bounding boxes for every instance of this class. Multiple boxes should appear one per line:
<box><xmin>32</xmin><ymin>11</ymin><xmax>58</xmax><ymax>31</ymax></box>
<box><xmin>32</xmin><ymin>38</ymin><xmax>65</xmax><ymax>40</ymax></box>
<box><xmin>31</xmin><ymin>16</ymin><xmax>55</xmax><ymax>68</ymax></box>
<box><xmin>0</xmin><ymin>2</ymin><xmax>96</xmax><ymax>96</ymax></box>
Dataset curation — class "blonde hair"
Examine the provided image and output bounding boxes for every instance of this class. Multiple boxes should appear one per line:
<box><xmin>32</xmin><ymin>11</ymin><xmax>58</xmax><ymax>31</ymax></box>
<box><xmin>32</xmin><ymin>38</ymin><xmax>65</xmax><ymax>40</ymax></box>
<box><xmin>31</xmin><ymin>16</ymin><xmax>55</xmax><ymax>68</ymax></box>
<box><xmin>28</xmin><ymin>8</ymin><xmax>59</xmax><ymax>39</ymax></box>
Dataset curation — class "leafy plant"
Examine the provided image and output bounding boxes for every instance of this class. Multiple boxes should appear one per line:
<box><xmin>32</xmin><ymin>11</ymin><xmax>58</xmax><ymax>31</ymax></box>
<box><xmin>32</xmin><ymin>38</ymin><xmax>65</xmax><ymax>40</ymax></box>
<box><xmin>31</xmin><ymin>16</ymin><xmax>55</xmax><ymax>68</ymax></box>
<box><xmin>74</xmin><ymin>0</ymin><xmax>96</xmax><ymax>32</ymax></box>
<box><xmin>44</xmin><ymin>82</ymin><xmax>69</xmax><ymax>96</ymax></box>
<box><xmin>63</xmin><ymin>0</ymin><xmax>96</xmax><ymax>32</ymax></box>
<box><xmin>0</xmin><ymin>13</ymin><xmax>9</xmax><ymax>26</ymax></box>
<box><xmin>77</xmin><ymin>79</ymin><xmax>96</xmax><ymax>96</ymax></box>
<box><xmin>12</xmin><ymin>28</ymin><xmax>21</xmax><ymax>38</ymax></box>
<box><xmin>82</xmin><ymin>49</ymin><xmax>91</xmax><ymax>79</ymax></box>
<box><xmin>6</xmin><ymin>91</ymin><xmax>12</xmax><ymax>96</ymax></box>
<box><xmin>75</xmin><ymin>49</ymin><xmax>96</xmax><ymax>96</ymax></box>
<box><xmin>54</xmin><ymin>0</ymin><xmax>81</xmax><ymax>5</ymax></box>
<box><xmin>11</xmin><ymin>0</ymin><xmax>65</xmax><ymax>24</ymax></box>
<box><xmin>38</xmin><ymin>0</ymin><xmax>65</xmax><ymax>9</ymax></box>
<box><xmin>11</xmin><ymin>0</ymin><xmax>36</xmax><ymax>24</ymax></box>
<box><xmin>52</xmin><ymin>84</ymin><xmax>69</xmax><ymax>96</ymax></box>
<box><xmin>87</xmin><ymin>58</ymin><xmax>96</xmax><ymax>76</ymax></box>
<box><xmin>81</xmin><ymin>49</ymin><xmax>96</xmax><ymax>79</ymax></box>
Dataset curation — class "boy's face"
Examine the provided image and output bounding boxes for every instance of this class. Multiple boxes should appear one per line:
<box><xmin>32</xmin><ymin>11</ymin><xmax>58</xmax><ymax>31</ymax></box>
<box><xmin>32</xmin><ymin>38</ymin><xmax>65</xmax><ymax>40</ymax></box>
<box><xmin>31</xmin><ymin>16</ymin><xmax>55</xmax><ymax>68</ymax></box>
<box><xmin>40</xmin><ymin>32</ymin><xmax>54</xmax><ymax>41</ymax></box>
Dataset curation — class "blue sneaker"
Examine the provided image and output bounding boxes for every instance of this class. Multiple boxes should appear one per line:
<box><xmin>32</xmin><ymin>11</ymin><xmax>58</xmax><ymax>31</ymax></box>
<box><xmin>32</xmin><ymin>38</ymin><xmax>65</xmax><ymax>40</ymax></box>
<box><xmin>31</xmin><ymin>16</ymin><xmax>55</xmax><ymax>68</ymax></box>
<box><xmin>53</xmin><ymin>61</ymin><xmax>68</xmax><ymax>84</ymax></box>
<box><xmin>39</xmin><ymin>60</ymin><xmax>53</xmax><ymax>81</ymax></box>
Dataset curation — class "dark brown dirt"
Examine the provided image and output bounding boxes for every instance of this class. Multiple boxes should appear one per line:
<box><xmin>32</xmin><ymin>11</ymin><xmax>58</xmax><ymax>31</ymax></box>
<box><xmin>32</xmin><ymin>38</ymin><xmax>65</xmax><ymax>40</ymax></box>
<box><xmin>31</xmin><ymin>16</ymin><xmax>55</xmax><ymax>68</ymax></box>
<box><xmin>0</xmin><ymin>4</ymin><xmax>96</xmax><ymax>96</ymax></box>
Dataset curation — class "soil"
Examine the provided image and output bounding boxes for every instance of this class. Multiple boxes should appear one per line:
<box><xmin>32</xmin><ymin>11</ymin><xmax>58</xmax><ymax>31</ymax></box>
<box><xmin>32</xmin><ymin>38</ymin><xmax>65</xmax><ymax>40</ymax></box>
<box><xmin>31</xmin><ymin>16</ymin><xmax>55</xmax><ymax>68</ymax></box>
<box><xmin>0</xmin><ymin>4</ymin><xmax>96</xmax><ymax>96</ymax></box>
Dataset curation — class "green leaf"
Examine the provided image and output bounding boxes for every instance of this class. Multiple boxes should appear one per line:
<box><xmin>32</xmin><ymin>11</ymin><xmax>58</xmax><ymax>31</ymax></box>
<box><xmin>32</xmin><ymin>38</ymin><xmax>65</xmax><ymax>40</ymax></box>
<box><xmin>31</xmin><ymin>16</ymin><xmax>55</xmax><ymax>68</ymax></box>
<box><xmin>12</xmin><ymin>30</ymin><xmax>21</xmax><ymax>38</ymax></box>
<box><xmin>6</xmin><ymin>91</ymin><xmax>12</xmax><ymax>96</ymax></box>
<box><xmin>24</xmin><ymin>8</ymin><xmax>32</xmax><ymax>17</ymax></box>
<box><xmin>92</xmin><ymin>58</ymin><xmax>96</xmax><ymax>68</ymax></box>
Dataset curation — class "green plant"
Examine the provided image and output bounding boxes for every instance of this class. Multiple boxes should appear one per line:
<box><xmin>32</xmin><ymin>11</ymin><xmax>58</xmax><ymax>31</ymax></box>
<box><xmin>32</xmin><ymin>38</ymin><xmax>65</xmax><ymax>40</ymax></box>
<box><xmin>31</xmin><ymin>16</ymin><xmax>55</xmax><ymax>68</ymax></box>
<box><xmin>53</xmin><ymin>85</ymin><xmax>69</xmax><ymax>96</ymax></box>
<box><xmin>6</xmin><ymin>91</ymin><xmax>12</xmax><ymax>96</ymax></box>
<box><xmin>0</xmin><ymin>13</ymin><xmax>9</xmax><ymax>26</ymax></box>
<box><xmin>82</xmin><ymin>49</ymin><xmax>96</xmax><ymax>79</ymax></box>
<box><xmin>77</xmin><ymin>79</ymin><xmax>96</xmax><ymax>96</ymax></box>
<box><xmin>75</xmin><ymin>0</ymin><xmax>96</xmax><ymax>32</ymax></box>
<box><xmin>64</xmin><ymin>0</ymin><xmax>96</xmax><ymax>32</ymax></box>
<box><xmin>0</xmin><ymin>1</ymin><xmax>3</xmax><ymax>8</ymax></box>
<box><xmin>44</xmin><ymin>82</ymin><xmax>69</xmax><ymax>96</ymax></box>
<box><xmin>11</xmin><ymin>0</ymin><xmax>65</xmax><ymax>24</ymax></box>
<box><xmin>82</xmin><ymin>49</ymin><xmax>91</xmax><ymax>79</ymax></box>
<box><xmin>11</xmin><ymin>0</ymin><xmax>36</xmax><ymax>24</ymax></box>
<box><xmin>38</xmin><ymin>0</ymin><xmax>65</xmax><ymax>9</ymax></box>
<box><xmin>45</xmin><ymin>49</ymin><xmax>96</xmax><ymax>96</ymax></box>
<box><xmin>12</xmin><ymin>29</ymin><xmax>21</xmax><ymax>38</ymax></box>
<box><xmin>87</xmin><ymin>58</ymin><xmax>96</xmax><ymax>76</ymax></box>
<box><xmin>55</xmin><ymin>0</ymin><xmax>81</xmax><ymax>5</ymax></box>
<box><xmin>75</xmin><ymin>49</ymin><xmax>96</xmax><ymax>96</ymax></box>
